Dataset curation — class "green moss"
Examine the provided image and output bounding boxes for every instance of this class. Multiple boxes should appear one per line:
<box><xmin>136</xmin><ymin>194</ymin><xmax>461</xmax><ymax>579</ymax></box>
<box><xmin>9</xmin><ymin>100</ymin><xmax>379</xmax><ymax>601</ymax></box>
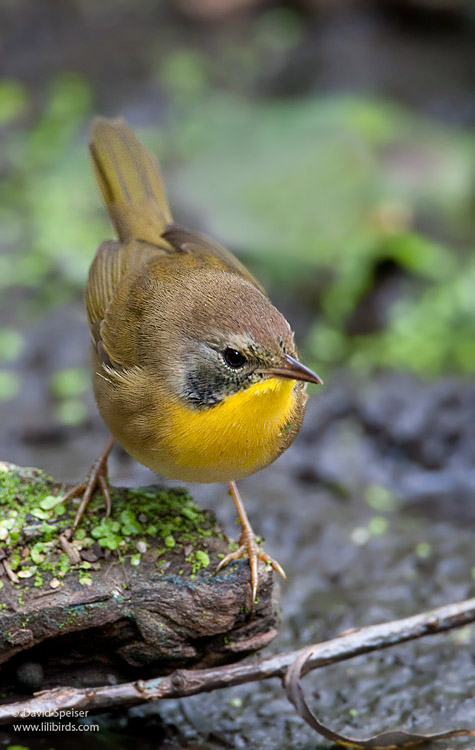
<box><xmin>195</xmin><ymin>550</ymin><xmax>210</xmax><ymax>567</ymax></box>
<box><xmin>30</xmin><ymin>542</ymin><xmax>45</xmax><ymax>564</ymax></box>
<box><xmin>0</xmin><ymin>463</ymin><xmax>222</xmax><ymax>591</ymax></box>
<box><xmin>185</xmin><ymin>548</ymin><xmax>211</xmax><ymax>576</ymax></box>
<box><xmin>8</xmin><ymin>553</ymin><xmax>20</xmax><ymax>571</ymax></box>
<box><xmin>120</xmin><ymin>509</ymin><xmax>143</xmax><ymax>536</ymax></box>
<box><xmin>33</xmin><ymin>572</ymin><xmax>43</xmax><ymax>587</ymax></box>
<box><xmin>91</xmin><ymin>518</ymin><xmax>125</xmax><ymax>550</ymax></box>
<box><xmin>39</xmin><ymin>494</ymin><xmax>64</xmax><ymax>510</ymax></box>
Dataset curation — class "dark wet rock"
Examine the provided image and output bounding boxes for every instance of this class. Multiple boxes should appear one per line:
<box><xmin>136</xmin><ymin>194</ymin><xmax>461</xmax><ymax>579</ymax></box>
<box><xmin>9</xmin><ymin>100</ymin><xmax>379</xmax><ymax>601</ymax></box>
<box><xmin>293</xmin><ymin>372</ymin><xmax>475</xmax><ymax>522</ymax></box>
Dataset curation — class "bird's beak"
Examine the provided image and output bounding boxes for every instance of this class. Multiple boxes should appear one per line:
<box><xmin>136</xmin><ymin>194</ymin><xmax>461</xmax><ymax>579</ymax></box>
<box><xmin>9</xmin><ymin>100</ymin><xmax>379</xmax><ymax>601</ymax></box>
<box><xmin>264</xmin><ymin>354</ymin><xmax>323</xmax><ymax>385</ymax></box>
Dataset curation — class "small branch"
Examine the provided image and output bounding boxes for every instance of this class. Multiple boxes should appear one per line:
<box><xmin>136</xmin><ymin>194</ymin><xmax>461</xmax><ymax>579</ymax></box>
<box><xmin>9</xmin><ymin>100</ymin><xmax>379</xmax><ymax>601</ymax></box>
<box><xmin>2</xmin><ymin>596</ymin><xmax>475</xmax><ymax>724</ymax></box>
<box><xmin>58</xmin><ymin>533</ymin><xmax>81</xmax><ymax>564</ymax></box>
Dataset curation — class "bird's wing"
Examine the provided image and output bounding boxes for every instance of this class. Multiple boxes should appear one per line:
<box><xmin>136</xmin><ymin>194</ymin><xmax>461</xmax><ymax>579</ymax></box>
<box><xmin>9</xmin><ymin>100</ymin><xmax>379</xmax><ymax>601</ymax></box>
<box><xmin>85</xmin><ymin>239</ymin><xmax>168</xmax><ymax>345</ymax></box>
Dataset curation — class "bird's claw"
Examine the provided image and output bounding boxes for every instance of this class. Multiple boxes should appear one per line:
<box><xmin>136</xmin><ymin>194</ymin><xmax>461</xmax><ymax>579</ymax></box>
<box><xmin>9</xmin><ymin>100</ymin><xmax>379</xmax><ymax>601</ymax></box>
<box><xmin>216</xmin><ymin>527</ymin><xmax>286</xmax><ymax>605</ymax></box>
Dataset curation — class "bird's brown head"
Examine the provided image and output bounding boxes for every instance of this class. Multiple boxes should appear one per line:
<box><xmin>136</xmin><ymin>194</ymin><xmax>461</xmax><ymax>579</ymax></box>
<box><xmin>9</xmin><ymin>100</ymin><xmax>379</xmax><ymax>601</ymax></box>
<box><xmin>166</xmin><ymin>269</ymin><xmax>322</xmax><ymax>409</ymax></box>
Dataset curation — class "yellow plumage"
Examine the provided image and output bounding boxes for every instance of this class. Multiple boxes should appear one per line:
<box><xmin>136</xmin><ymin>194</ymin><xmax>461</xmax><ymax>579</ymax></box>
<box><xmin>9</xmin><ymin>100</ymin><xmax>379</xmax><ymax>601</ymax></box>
<box><xmin>157</xmin><ymin>377</ymin><xmax>298</xmax><ymax>482</ymax></box>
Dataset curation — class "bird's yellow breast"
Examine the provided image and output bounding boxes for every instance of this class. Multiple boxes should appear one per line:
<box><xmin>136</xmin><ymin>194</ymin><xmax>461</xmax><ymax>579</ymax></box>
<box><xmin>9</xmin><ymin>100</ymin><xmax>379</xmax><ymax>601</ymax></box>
<box><xmin>156</xmin><ymin>376</ymin><xmax>299</xmax><ymax>483</ymax></box>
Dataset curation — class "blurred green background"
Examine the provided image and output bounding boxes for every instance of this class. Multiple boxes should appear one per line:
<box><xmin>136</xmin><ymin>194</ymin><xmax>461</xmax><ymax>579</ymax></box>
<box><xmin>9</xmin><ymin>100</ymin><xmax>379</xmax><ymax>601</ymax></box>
<box><xmin>1</xmin><ymin>0</ymin><xmax>475</xmax><ymax>439</ymax></box>
<box><xmin>2</xmin><ymin>6</ymin><xmax>475</xmax><ymax>747</ymax></box>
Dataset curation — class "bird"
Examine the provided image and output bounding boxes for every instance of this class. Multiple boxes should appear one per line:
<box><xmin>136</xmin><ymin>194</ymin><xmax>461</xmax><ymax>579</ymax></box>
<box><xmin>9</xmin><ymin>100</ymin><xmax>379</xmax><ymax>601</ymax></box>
<box><xmin>63</xmin><ymin>117</ymin><xmax>322</xmax><ymax>603</ymax></box>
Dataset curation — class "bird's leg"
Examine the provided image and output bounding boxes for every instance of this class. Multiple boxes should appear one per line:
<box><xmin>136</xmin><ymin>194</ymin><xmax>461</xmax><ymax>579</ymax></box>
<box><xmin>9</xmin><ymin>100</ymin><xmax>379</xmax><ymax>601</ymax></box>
<box><xmin>215</xmin><ymin>480</ymin><xmax>287</xmax><ymax>603</ymax></box>
<box><xmin>60</xmin><ymin>437</ymin><xmax>115</xmax><ymax>531</ymax></box>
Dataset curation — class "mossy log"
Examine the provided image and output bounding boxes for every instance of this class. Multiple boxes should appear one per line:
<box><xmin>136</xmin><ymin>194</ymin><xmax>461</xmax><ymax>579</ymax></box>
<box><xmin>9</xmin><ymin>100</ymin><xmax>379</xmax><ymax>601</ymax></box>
<box><xmin>0</xmin><ymin>463</ymin><xmax>280</xmax><ymax>700</ymax></box>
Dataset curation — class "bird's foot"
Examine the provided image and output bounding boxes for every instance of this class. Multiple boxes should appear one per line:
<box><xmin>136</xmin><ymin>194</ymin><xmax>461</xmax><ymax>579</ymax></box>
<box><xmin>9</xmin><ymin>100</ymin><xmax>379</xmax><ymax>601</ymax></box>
<box><xmin>60</xmin><ymin>438</ymin><xmax>114</xmax><ymax>532</ymax></box>
<box><xmin>216</xmin><ymin>526</ymin><xmax>286</xmax><ymax>605</ymax></box>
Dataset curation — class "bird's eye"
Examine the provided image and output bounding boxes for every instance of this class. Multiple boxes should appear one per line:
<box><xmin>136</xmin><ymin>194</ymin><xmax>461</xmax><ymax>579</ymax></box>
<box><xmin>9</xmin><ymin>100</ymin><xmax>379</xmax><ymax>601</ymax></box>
<box><xmin>224</xmin><ymin>348</ymin><xmax>246</xmax><ymax>368</ymax></box>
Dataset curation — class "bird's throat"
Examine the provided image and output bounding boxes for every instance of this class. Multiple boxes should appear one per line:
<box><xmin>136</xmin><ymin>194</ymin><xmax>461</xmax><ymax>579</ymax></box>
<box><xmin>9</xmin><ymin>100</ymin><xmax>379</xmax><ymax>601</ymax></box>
<box><xmin>160</xmin><ymin>376</ymin><xmax>299</xmax><ymax>482</ymax></box>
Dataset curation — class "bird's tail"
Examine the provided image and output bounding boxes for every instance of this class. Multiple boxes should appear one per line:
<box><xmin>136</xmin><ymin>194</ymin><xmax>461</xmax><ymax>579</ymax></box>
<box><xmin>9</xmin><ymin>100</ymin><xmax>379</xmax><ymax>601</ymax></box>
<box><xmin>89</xmin><ymin>116</ymin><xmax>173</xmax><ymax>244</ymax></box>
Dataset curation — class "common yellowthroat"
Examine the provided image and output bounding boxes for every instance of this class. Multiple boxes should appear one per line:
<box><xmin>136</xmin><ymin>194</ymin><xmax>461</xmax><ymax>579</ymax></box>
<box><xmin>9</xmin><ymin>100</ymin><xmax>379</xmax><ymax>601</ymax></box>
<box><xmin>65</xmin><ymin>117</ymin><xmax>322</xmax><ymax>602</ymax></box>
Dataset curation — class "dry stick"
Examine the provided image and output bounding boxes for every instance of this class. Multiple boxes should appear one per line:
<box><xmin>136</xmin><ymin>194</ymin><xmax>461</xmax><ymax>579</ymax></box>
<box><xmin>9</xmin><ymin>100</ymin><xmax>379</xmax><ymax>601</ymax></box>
<box><xmin>1</xmin><ymin>596</ymin><xmax>475</xmax><ymax>723</ymax></box>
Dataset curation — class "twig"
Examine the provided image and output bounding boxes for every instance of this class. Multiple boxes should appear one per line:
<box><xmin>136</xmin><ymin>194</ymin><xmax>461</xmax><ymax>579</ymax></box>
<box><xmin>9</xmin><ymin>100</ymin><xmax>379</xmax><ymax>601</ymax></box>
<box><xmin>58</xmin><ymin>534</ymin><xmax>81</xmax><ymax>564</ymax></box>
<box><xmin>1</xmin><ymin>596</ymin><xmax>474</xmax><ymax>725</ymax></box>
